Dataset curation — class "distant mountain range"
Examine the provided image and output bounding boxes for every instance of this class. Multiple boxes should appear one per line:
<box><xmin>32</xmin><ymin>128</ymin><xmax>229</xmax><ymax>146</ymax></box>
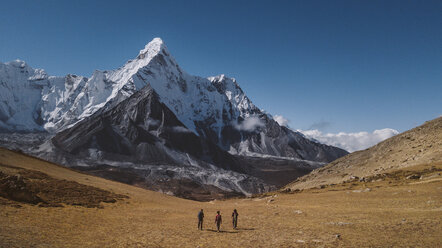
<box><xmin>0</xmin><ymin>38</ymin><xmax>347</xmax><ymax>200</ymax></box>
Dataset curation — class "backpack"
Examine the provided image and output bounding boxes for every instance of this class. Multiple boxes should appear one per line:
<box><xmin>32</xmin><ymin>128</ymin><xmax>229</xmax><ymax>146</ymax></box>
<box><xmin>215</xmin><ymin>214</ymin><xmax>222</xmax><ymax>223</ymax></box>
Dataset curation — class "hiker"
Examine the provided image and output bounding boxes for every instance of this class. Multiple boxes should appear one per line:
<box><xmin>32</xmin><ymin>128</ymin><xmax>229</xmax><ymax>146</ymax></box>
<box><xmin>198</xmin><ymin>209</ymin><xmax>204</xmax><ymax>230</ymax></box>
<box><xmin>232</xmin><ymin>209</ymin><xmax>239</xmax><ymax>229</ymax></box>
<box><xmin>215</xmin><ymin>211</ymin><xmax>222</xmax><ymax>232</ymax></box>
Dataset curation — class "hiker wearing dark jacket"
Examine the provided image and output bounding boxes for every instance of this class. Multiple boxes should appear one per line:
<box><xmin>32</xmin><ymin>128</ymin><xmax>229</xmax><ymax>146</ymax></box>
<box><xmin>215</xmin><ymin>211</ymin><xmax>222</xmax><ymax>232</ymax></box>
<box><xmin>232</xmin><ymin>209</ymin><xmax>239</xmax><ymax>229</ymax></box>
<box><xmin>198</xmin><ymin>209</ymin><xmax>204</xmax><ymax>230</ymax></box>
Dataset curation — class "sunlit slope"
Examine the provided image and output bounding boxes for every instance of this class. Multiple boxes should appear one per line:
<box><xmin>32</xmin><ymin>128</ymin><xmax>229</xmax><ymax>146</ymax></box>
<box><xmin>286</xmin><ymin>117</ymin><xmax>442</xmax><ymax>190</ymax></box>
<box><xmin>0</xmin><ymin>147</ymin><xmax>191</xmax><ymax>207</ymax></box>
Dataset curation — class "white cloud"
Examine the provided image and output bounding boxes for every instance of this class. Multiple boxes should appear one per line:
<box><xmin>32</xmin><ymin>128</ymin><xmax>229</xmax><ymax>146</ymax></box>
<box><xmin>273</xmin><ymin>115</ymin><xmax>289</xmax><ymax>127</ymax></box>
<box><xmin>298</xmin><ymin>128</ymin><xmax>399</xmax><ymax>152</ymax></box>
<box><xmin>233</xmin><ymin>116</ymin><xmax>265</xmax><ymax>131</ymax></box>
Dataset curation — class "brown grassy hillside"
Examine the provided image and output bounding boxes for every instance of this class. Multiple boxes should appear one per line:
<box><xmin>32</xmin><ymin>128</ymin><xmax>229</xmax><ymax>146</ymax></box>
<box><xmin>285</xmin><ymin>117</ymin><xmax>442</xmax><ymax>191</ymax></box>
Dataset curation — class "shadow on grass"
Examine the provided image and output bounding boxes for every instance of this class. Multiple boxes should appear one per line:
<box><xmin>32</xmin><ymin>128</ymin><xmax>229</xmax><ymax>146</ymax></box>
<box><xmin>205</xmin><ymin>229</ymin><xmax>239</xmax><ymax>234</ymax></box>
<box><xmin>203</xmin><ymin>227</ymin><xmax>255</xmax><ymax>233</ymax></box>
<box><xmin>236</xmin><ymin>227</ymin><xmax>255</xmax><ymax>231</ymax></box>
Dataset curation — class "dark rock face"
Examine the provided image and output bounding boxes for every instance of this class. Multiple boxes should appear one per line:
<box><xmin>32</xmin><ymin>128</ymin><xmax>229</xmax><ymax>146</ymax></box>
<box><xmin>53</xmin><ymin>85</ymin><xmax>244</xmax><ymax>173</ymax></box>
<box><xmin>218</xmin><ymin>115</ymin><xmax>348</xmax><ymax>163</ymax></box>
<box><xmin>51</xmin><ymin>85</ymin><xmax>276</xmax><ymax>199</ymax></box>
<box><xmin>48</xmin><ymin>84</ymin><xmax>348</xmax><ymax>199</ymax></box>
<box><xmin>195</xmin><ymin>111</ymin><xmax>348</xmax><ymax>163</ymax></box>
<box><xmin>203</xmin><ymin>75</ymin><xmax>348</xmax><ymax>163</ymax></box>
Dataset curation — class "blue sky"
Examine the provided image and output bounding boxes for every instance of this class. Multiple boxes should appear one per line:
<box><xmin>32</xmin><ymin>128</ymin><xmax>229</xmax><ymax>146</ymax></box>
<box><xmin>1</xmin><ymin>0</ymin><xmax>441</xmax><ymax>134</ymax></box>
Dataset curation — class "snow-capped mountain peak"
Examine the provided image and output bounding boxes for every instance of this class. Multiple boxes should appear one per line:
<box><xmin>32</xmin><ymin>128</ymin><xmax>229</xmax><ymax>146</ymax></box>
<box><xmin>0</xmin><ymin>38</ymin><xmax>347</xmax><ymax>163</ymax></box>
<box><xmin>42</xmin><ymin>38</ymin><xmax>181</xmax><ymax>131</ymax></box>
<box><xmin>1</xmin><ymin>38</ymin><xmax>230</xmax><ymax>134</ymax></box>
<box><xmin>0</xmin><ymin>39</ymin><xmax>349</xmax><ymax>198</ymax></box>
<box><xmin>137</xmin><ymin>37</ymin><xmax>166</xmax><ymax>59</ymax></box>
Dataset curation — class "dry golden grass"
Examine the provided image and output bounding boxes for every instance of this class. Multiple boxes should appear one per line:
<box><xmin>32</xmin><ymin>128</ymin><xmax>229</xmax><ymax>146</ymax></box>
<box><xmin>1</xmin><ymin>147</ymin><xmax>441</xmax><ymax>247</ymax></box>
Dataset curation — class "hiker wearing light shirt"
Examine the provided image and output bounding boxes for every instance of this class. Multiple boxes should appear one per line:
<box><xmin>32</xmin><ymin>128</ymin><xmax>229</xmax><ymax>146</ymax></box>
<box><xmin>232</xmin><ymin>209</ymin><xmax>239</xmax><ymax>229</ymax></box>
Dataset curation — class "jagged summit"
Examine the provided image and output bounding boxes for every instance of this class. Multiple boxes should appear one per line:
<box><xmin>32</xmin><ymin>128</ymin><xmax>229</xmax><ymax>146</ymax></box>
<box><xmin>137</xmin><ymin>37</ymin><xmax>167</xmax><ymax>59</ymax></box>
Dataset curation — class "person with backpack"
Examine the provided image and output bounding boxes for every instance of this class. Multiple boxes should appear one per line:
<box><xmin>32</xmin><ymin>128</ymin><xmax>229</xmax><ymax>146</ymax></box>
<box><xmin>231</xmin><ymin>209</ymin><xmax>239</xmax><ymax>229</ymax></box>
<box><xmin>197</xmin><ymin>209</ymin><xmax>204</xmax><ymax>230</ymax></box>
<box><xmin>215</xmin><ymin>211</ymin><xmax>222</xmax><ymax>232</ymax></box>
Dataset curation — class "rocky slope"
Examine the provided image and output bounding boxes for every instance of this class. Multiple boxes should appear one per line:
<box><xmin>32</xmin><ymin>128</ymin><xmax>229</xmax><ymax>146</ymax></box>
<box><xmin>285</xmin><ymin>117</ymin><xmax>442</xmax><ymax>190</ymax></box>
<box><xmin>50</xmin><ymin>85</ymin><xmax>273</xmax><ymax>198</ymax></box>
<box><xmin>52</xmin><ymin>85</ymin><xmax>239</xmax><ymax>172</ymax></box>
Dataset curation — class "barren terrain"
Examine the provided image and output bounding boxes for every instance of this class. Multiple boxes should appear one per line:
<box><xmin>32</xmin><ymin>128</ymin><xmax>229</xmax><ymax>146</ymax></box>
<box><xmin>1</xmin><ymin>147</ymin><xmax>441</xmax><ymax>247</ymax></box>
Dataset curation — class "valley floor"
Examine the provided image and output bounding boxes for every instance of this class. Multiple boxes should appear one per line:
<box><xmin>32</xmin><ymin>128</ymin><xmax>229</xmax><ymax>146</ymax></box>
<box><xmin>0</xmin><ymin>148</ymin><xmax>441</xmax><ymax>247</ymax></box>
